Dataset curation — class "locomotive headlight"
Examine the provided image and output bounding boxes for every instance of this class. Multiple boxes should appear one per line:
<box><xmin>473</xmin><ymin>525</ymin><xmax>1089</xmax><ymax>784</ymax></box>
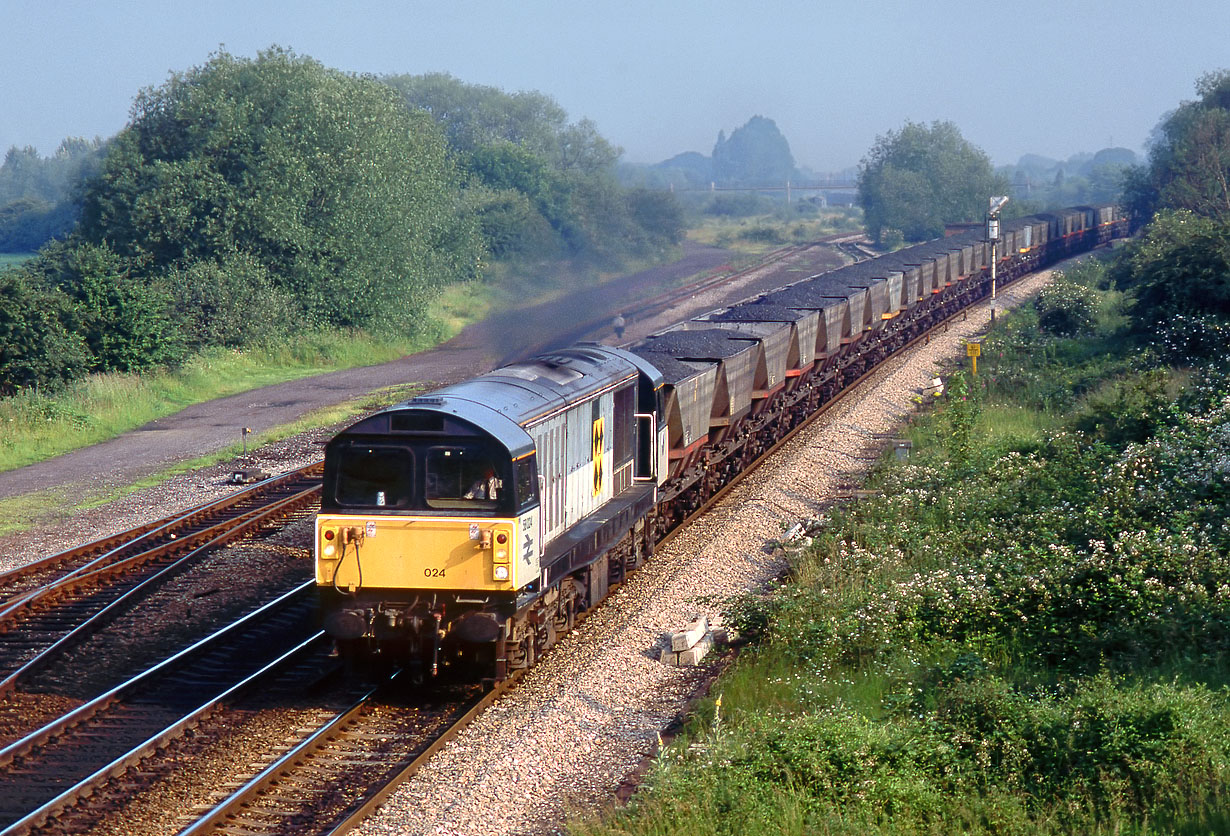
<box><xmin>323</xmin><ymin>544</ymin><xmax>336</xmax><ymax>557</ymax></box>
<box><xmin>493</xmin><ymin>565</ymin><xmax>510</xmax><ymax>581</ymax></box>
<box><xmin>495</xmin><ymin>549</ymin><xmax>508</xmax><ymax>560</ymax></box>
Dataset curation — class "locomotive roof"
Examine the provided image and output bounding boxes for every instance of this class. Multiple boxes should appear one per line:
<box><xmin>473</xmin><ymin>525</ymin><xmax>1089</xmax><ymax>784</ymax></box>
<box><xmin>335</xmin><ymin>345</ymin><xmax>640</xmax><ymax>459</ymax></box>
<box><xmin>441</xmin><ymin>346</ymin><xmax>638</xmax><ymax>426</ymax></box>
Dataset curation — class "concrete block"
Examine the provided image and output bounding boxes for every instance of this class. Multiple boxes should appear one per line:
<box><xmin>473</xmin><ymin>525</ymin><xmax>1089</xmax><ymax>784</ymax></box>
<box><xmin>677</xmin><ymin>634</ymin><xmax>713</xmax><ymax>666</ymax></box>
<box><xmin>671</xmin><ymin>615</ymin><xmax>709</xmax><ymax>651</ymax></box>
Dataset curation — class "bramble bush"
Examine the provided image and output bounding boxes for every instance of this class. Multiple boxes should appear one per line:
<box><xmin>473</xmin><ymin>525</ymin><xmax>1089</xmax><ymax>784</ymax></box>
<box><xmin>1035</xmin><ymin>276</ymin><xmax>1098</xmax><ymax>336</ymax></box>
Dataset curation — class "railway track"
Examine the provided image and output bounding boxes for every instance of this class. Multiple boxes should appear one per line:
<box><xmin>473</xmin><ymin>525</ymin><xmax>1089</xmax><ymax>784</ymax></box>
<box><xmin>175</xmin><ymin>677</ymin><xmax>501</xmax><ymax>836</ymax></box>
<box><xmin>0</xmin><ymin>464</ymin><xmax>322</xmax><ymax>699</ymax></box>
<box><xmin>0</xmin><ymin>235</ymin><xmax>1112</xmax><ymax>836</ymax></box>
<box><xmin>0</xmin><ymin>584</ymin><xmax>327</xmax><ymax>836</ymax></box>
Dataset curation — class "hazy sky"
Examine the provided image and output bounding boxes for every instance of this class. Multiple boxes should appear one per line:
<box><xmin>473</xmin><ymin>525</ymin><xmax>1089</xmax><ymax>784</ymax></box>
<box><xmin>3</xmin><ymin>0</ymin><xmax>1228</xmax><ymax>172</ymax></box>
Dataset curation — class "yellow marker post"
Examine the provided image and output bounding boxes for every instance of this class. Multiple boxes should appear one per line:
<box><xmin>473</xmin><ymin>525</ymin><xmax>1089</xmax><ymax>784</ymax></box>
<box><xmin>966</xmin><ymin>340</ymin><xmax>981</xmax><ymax>376</ymax></box>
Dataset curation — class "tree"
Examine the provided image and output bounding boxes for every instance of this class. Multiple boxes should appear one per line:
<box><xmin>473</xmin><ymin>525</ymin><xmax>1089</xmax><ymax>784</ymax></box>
<box><xmin>0</xmin><ymin>138</ymin><xmax>105</xmax><ymax>252</ymax></box>
<box><xmin>1114</xmin><ymin>209</ymin><xmax>1230</xmax><ymax>321</ymax></box>
<box><xmin>1127</xmin><ymin>70</ymin><xmax>1230</xmax><ymax>225</ymax></box>
<box><xmin>387</xmin><ymin>71</ymin><xmax>679</xmax><ymax>262</ymax></box>
<box><xmin>385</xmin><ymin>72</ymin><xmax>619</xmax><ymax>174</ymax></box>
<box><xmin>0</xmin><ymin>267</ymin><xmax>88</xmax><ymax>393</ymax></box>
<box><xmin>858</xmin><ymin>121</ymin><xmax>1011</xmax><ymax>243</ymax></box>
<box><xmin>28</xmin><ymin>241</ymin><xmax>183</xmax><ymax>372</ymax></box>
<box><xmin>76</xmin><ymin>48</ymin><xmax>484</xmax><ymax>333</ymax></box>
<box><xmin>711</xmin><ymin>116</ymin><xmax>795</xmax><ymax>185</ymax></box>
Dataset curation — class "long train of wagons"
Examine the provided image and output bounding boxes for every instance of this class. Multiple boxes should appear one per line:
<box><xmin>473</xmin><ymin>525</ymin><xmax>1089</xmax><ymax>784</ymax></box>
<box><xmin>314</xmin><ymin>204</ymin><xmax>1129</xmax><ymax>682</ymax></box>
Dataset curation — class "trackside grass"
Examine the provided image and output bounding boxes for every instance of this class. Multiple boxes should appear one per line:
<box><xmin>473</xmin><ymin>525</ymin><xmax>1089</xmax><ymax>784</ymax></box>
<box><xmin>0</xmin><ymin>381</ymin><xmax>423</xmax><ymax>537</ymax></box>
<box><xmin>0</xmin><ymin>329</ymin><xmax>435</xmax><ymax>474</ymax></box>
<box><xmin>574</xmin><ymin>260</ymin><xmax>1230</xmax><ymax>835</ymax></box>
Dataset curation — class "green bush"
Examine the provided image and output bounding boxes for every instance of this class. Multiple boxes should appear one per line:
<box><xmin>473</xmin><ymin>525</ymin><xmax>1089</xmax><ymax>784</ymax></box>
<box><xmin>1035</xmin><ymin>277</ymin><xmax>1098</xmax><ymax>336</ymax></box>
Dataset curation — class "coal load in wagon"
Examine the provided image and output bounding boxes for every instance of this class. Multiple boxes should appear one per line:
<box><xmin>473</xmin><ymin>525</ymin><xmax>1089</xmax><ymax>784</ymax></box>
<box><xmin>638</xmin><ymin>329</ymin><xmax>759</xmax><ymax>427</ymax></box>
<box><xmin>710</xmin><ymin>303</ymin><xmax>819</xmax><ymax>371</ymax></box>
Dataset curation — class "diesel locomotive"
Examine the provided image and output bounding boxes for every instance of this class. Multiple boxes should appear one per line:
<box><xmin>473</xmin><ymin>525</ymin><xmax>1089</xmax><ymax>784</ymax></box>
<box><xmin>315</xmin><ymin>204</ymin><xmax>1129</xmax><ymax>682</ymax></box>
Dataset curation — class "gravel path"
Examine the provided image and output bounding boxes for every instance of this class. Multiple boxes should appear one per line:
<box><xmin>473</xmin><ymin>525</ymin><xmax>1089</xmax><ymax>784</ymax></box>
<box><xmin>350</xmin><ymin>269</ymin><xmax>1064</xmax><ymax>836</ymax></box>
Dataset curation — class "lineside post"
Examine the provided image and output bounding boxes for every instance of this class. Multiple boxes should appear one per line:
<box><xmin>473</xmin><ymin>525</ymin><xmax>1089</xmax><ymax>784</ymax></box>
<box><xmin>987</xmin><ymin>195</ymin><xmax>1009</xmax><ymax>324</ymax></box>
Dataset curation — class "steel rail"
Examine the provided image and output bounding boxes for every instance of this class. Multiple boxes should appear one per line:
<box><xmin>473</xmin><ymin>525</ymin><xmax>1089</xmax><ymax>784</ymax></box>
<box><xmin>0</xmin><ymin>463</ymin><xmax>323</xmax><ymax>605</ymax></box>
<box><xmin>0</xmin><ymin>482</ymin><xmax>321</xmax><ymax>699</ymax></box>
<box><xmin>177</xmin><ymin>670</ymin><xmax>522</xmax><ymax>836</ymax></box>
<box><xmin>0</xmin><ymin>582</ymin><xmax>323</xmax><ymax>836</ymax></box>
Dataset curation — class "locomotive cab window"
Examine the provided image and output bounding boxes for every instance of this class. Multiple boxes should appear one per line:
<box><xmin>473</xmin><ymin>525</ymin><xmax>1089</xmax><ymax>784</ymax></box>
<box><xmin>514</xmin><ymin>456</ymin><xmax>538</xmax><ymax>512</ymax></box>
<box><xmin>426</xmin><ymin>446</ymin><xmax>505</xmax><ymax>511</ymax></box>
<box><xmin>334</xmin><ymin>444</ymin><xmax>414</xmax><ymax>509</ymax></box>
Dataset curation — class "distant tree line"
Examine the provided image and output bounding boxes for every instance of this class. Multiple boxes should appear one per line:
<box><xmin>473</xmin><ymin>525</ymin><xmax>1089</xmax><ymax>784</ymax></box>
<box><xmin>0</xmin><ymin>138</ymin><xmax>105</xmax><ymax>251</ymax></box>
<box><xmin>1111</xmin><ymin>70</ymin><xmax>1230</xmax><ymax>355</ymax></box>
<box><xmin>1000</xmin><ymin>147</ymin><xmax>1138</xmax><ymax>212</ymax></box>
<box><xmin>0</xmin><ymin>50</ymin><xmax>684</xmax><ymax>395</ymax></box>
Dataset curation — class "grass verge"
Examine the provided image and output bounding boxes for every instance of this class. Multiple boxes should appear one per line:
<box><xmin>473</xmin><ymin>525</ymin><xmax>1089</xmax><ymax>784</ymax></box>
<box><xmin>0</xmin><ymin>382</ymin><xmax>423</xmax><ymax>538</ymax></box>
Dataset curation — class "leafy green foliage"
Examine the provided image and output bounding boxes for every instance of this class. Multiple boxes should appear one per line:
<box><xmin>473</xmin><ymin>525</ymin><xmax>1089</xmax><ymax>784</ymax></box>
<box><xmin>165</xmin><ymin>252</ymin><xmax>297</xmax><ymax>350</ymax></box>
<box><xmin>78</xmin><ymin>48</ymin><xmax>484</xmax><ymax>332</ymax></box>
<box><xmin>22</xmin><ymin>241</ymin><xmax>183</xmax><ymax>373</ymax></box>
<box><xmin>1126</xmin><ymin>70</ymin><xmax>1230</xmax><ymax>225</ymax></box>
<box><xmin>858</xmin><ymin>121</ymin><xmax>1012</xmax><ymax>243</ymax></box>
<box><xmin>0</xmin><ymin>267</ymin><xmax>88</xmax><ymax>394</ymax></box>
<box><xmin>1114</xmin><ymin>210</ymin><xmax>1230</xmax><ymax>326</ymax></box>
<box><xmin>387</xmin><ymin>72</ymin><xmax>679</xmax><ymax>264</ymax></box>
<box><xmin>1035</xmin><ymin>276</ymin><xmax>1099</xmax><ymax>336</ymax></box>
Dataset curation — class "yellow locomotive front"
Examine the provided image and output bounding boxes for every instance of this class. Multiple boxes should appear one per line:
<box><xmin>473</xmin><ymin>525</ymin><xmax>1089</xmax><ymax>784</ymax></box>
<box><xmin>315</xmin><ymin>401</ymin><xmax>541</xmax><ymax>680</ymax></box>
